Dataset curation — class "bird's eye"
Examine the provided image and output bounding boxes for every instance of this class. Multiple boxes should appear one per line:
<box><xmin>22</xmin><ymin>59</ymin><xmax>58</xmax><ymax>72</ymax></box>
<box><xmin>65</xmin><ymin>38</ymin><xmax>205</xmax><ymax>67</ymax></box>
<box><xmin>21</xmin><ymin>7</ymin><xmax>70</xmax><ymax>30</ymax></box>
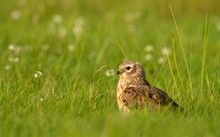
<box><xmin>126</xmin><ymin>66</ymin><xmax>131</xmax><ymax>70</ymax></box>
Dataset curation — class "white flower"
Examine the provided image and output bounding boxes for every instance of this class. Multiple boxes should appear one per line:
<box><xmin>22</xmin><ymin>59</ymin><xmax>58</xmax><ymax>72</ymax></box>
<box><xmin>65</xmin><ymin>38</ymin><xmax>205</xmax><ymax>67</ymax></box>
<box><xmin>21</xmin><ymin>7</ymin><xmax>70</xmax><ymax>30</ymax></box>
<box><xmin>53</xmin><ymin>14</ymin><xmax>62</xmax><ymax>23</ymax></box>
<box><xmin>5</xmin><ymin>65</ymin><xmax>11</xmax><ymax>70</ymax></box>
<box><xmin>8</xmin><ymin>44</ymin><xmax>16</xmax><ymax>50</ymax></box>
<box><xmin>67</xmin><ymin>44</ymin><xmax>75</xmax><ymax>52</ymax></box>
<box><xmin>144</xmin><ymin>54</ymin><xmax>152</xmax><ymax>61</ymax></box>
<box><xmin>40</xmin><ymin>97</ymin><xmax>44</xmax><ymax>102</ymax></box>
<box><xmin>14</xmin><ymin>57</ymin><xmax>19</xmax><ymax>63</ymax></box>
<box><xmin>162</xmin><ymin>47</ymin><xmax>171</xmax><ymax>56</ymax></box>
<box><xmin>124</xmin><ymin>12</ymin><xmax>140</xmax><ymax>23</ymax></box>
<box><xmin>34</xmin><ymin>71</ymin><xmax>43</xmax><ymax>78</ymax></box>
<box><xmin>73</xmin><ymin>17</ymin><xmax>84</xmax><ymax>38</ymax></box>
<box><xmin>105</xmin><ymin>69</ymin><xmax>115</xmax><ymax>77</ymax></box>
<box><xmin>73</xmin><ymin>25</ymin><xmax>83</xmax><ymax>38</ymax></box>
<box><xmin>158</xmin><ymin>57</ymin><xmax>165</xmax><ymax>64</ymax></box>
<box><xmin>8</xmin><ymin>44</ymin><xmax>21</xmax><ymax>54</ymax></box>
<box><xmin>10</xmin><ymin>10</ymin><xmax>21</xmax><ymax>20</ymax></box>
<box><xmin>8</xmin><ymin>57</ymin><xmax>19</xmax><ymax>63</ymax></box>
<box><xmin>145</xmin><ymin>45</ymin><xmax>154</xmax><ymax>52</ymax></box>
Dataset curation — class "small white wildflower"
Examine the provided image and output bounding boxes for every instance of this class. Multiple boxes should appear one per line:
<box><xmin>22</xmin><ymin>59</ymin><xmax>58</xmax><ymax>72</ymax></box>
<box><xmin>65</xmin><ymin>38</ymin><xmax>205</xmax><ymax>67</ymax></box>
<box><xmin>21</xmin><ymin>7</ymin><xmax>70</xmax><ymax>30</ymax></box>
<box><xmin>5</xmin><ymin>65</ymin><xmax>11</xmax><ymax>70</ymax></box>
<box><xmin>144</xmin><ymin>54</ymin><xmax>152</xmax><ymax>61</ymax></box>
<box><xmin>34</xmin><ymin>71</ymin><xmax>43</xmax><ymax>78</ymax></box>
<box><xmin>8</xmin><ymin>57</ymin><xmax>19</xmax><ymax>63</ymax></box>
<box><xmin>8</xmin><ymin>44</ymin><xmax>16</xmax><ymax>50</ymax></box>
<box><xmin>67</xmin><ymin>44</ymin><xmax>75</xmax><ymax>52</ymax></box>
<box><xmin>162</xmin><ymin>47</ymin><xmax>172</xmax><ymax>56</ymax></box>
<box><xmin>145</xmin><ymin>44</ymin><xmax>154</xmax><ymax>52</ymax></box>
<box><xmin>8</xmin><ymin>44</ymin><xmax>21</xmax><ymax>54</ymax></box>
<box><xmin>158</xmin><ymin>57</ymin><xmax>165</xmax><ymax>64</ymax></box>
<box><xmin>124</xmin><ymin>11</ymin><xmax>140</xmax><ymax>23</ymax></box>
<box><xmin>40</xmin><ymin>97</ymin><xmax>44</xmax><ymax>102</ymax></box>
<box><xmin>53</xmin><ymin>14</ymin><xmax>62</xmax><ymax>23</ymax></box>
<box><xmin>73</xmin><ymin>17</ymin><xmax>84</xmax><ymax>38</ymax></box>
<box><xmin>105</xmin><ymin>69</ymin><xmax>115</xmax><ymax>77</ymax></box>
<box><xmin>73</xmin><ymin>25</ymin><xmax>83</xmax><ymax>38</ymax></box>
<box><xmin>10</xmin><ymin>10</ymin><xmax>21</xmax><ymax>20</ymax></box>
<box><xmin>14</xmin><ymin>57</ymin><xmax>19</xmax><ymax>63</ymax></box>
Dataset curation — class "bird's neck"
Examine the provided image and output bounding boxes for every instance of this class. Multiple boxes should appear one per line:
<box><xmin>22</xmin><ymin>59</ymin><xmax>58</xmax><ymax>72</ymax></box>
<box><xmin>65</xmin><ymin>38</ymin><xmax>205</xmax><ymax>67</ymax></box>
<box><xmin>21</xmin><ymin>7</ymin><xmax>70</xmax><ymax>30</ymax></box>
<box><xmin>119</xmin><ymin>76</ymin><xmax>150</xmax><ymax>86</ymax></box>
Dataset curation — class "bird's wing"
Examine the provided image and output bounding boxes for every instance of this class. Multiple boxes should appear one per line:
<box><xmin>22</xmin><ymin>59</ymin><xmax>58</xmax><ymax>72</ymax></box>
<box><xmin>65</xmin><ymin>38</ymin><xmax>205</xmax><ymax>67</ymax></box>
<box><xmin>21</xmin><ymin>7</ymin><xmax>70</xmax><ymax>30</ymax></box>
<box><xmin>148</xmin><ymin>86</ymin><xmax>179</xmax><ymax>108</ymax></box>
<box><xmin>121</xmin><ymin>86</ymin><xmax>147</xmax><ymax>109</ymax></box>
<box><xmin>121</xmin><ymin>85</ymin><xmax>180</xmax><ymax>110</ymax></box>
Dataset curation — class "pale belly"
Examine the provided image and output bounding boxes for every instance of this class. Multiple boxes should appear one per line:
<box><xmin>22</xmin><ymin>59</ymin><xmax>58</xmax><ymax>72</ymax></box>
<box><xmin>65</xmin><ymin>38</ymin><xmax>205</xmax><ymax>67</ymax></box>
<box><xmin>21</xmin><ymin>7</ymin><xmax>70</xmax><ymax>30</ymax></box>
<box><xmin>117</xmin><ymin>85</ymin><xmax>130</xmax><ymax>113</ymax></box>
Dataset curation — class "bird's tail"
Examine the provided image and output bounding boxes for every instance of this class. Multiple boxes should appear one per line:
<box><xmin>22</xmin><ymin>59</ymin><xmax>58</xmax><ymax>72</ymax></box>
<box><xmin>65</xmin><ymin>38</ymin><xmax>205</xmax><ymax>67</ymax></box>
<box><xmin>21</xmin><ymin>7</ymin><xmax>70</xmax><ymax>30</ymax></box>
<box><xmin>172</xmin><ymin>101</ymin><xmax>185</xmax><ymax>112</ymax></box>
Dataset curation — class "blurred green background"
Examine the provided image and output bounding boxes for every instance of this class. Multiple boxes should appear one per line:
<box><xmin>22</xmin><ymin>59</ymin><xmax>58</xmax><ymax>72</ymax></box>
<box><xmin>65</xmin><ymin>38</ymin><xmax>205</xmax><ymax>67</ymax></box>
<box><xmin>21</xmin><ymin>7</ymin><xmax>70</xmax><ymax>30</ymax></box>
<box><xmin>0</xmin><ymin>0</ymin><xmax>220</xmax><ymax>137</ymax></box>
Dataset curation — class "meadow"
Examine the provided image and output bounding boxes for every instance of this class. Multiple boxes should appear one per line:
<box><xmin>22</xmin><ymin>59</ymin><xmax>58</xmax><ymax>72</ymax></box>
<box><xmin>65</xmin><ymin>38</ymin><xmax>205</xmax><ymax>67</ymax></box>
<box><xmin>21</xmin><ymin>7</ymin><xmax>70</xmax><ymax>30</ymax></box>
<box><xmin>0</xmin><ymin>0</ymin><xmax>220</xmax><ymax>137</ymax></box>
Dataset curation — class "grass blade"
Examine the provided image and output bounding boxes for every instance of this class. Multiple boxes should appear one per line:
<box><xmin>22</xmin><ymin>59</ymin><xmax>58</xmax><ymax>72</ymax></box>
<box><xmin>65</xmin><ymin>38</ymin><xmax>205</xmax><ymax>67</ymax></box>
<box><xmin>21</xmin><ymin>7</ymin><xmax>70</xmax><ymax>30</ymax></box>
<box><xmin>200</xmin><ymin>14</ymin><xmax>212</xmax><ymax>92</ymax></box>
<box><xmin>169</xmin><ymin>4</ymin><xmax>193</xmax><ymax>92</ymax></box>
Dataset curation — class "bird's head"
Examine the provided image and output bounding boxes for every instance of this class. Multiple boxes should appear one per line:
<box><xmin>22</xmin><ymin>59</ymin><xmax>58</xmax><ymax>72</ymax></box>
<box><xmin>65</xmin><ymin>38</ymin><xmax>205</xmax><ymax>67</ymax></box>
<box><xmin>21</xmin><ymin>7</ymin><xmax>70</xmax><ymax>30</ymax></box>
<box><xmin>117</xmin><ymin>61</ymin><xmax>146</xmax><ymax>79</ymax></box>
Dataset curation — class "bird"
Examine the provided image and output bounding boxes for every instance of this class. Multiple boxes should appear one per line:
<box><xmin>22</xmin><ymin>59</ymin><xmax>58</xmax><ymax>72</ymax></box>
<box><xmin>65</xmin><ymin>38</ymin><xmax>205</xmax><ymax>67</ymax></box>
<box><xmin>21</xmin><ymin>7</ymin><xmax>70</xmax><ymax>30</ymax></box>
<box><xmin>116</xmin><ymin>61</ymin><xmax>183</xmax><ymax>113</ymax></box>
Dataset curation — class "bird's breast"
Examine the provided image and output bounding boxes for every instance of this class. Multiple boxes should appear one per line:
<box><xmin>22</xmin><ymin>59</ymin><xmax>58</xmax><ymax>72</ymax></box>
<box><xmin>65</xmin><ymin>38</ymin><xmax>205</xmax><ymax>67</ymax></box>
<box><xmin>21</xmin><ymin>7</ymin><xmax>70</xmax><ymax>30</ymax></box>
<box><xmin>117</xmin><ymin>78</ymin><xmax>131</xmax><ymax>96</ymax></box>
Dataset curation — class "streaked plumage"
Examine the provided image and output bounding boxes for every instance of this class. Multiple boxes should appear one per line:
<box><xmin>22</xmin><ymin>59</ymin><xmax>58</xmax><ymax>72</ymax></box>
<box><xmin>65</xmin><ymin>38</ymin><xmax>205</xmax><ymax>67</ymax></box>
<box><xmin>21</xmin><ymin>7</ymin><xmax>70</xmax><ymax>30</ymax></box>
<box><xmin>117</xmin><ymin>61</ymin><xmax>183</xmax><ymax>113</ymax></box>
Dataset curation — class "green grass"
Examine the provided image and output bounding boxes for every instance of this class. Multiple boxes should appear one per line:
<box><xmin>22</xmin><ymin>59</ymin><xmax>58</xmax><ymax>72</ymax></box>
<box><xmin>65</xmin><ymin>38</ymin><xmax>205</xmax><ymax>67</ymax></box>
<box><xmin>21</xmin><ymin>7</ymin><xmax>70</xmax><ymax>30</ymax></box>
<box><xmin>1</xmin><ymin>0</ymin><xmax>220</xmax><ymax>137</ymax></box>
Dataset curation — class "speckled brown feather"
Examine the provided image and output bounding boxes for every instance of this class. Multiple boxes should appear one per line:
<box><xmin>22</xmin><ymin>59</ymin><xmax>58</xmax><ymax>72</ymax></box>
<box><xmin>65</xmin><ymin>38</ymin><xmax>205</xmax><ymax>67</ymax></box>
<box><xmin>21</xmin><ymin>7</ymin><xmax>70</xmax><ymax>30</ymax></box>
<box><xmin>117</xmin><ymin>61</ymin><xmax>183</xmax><ymax>113</ymax></box>
<box><xmin>121</xmin><ymin>84</ymin><xmax>181</xmax><ymax>111</ymax></box>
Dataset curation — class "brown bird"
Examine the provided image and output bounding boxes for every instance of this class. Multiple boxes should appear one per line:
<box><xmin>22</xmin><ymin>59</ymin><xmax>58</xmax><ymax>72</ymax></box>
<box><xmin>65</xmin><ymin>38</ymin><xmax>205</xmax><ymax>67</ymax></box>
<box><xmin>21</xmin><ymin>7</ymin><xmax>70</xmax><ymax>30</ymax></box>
<box><xmin>117</xmin><ymin>61</ymin><xmax>183</xmax><ymax>113</ymax></box>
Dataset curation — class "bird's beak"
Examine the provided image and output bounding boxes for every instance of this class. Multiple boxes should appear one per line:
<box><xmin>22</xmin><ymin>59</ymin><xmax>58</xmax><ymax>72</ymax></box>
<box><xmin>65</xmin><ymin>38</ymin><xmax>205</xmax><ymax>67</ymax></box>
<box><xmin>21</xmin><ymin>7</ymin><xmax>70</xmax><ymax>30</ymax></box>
<box><xmin>117</xmin><ymin>69</ymin><xmax>121</xmax><ymax>75</ymax></box>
